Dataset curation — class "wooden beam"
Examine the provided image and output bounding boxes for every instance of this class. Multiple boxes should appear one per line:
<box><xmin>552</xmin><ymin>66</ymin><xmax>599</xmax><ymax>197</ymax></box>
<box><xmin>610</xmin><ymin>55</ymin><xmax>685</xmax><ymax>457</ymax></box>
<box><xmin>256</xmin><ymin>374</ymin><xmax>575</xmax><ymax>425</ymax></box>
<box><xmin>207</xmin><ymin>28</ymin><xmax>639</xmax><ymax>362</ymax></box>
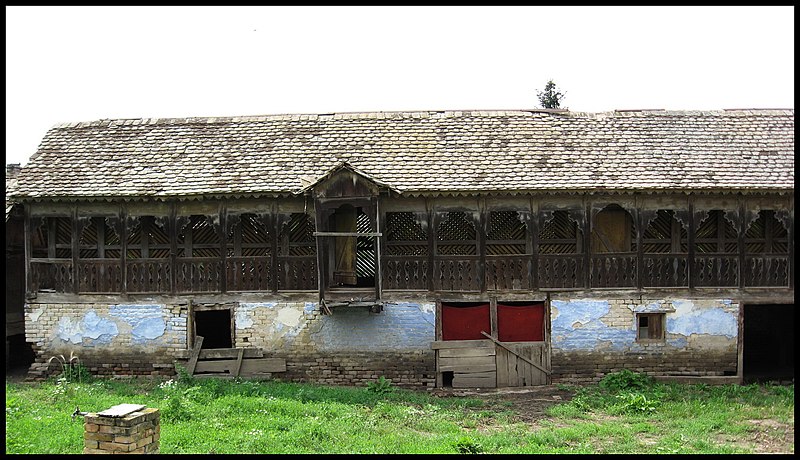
<box><xmin>481</xmin><ymin>331</ymin><xmax>551</xmax><ymax>375</ymax></box>
<box><xmin>193</xmin><ymin>357</ymin><xmax>287</xmax><ymax>375</ymax></box>
<box><xmin>220</xmin><ymin>203</ymin><xmax>227</xmax><ymax>293</ymax></box>
<box><xmin>374</xmin><ymin>196</ymin><xmax>382</xmax><ymax>302</ymax></box>
<box><xmin>583</xmin><ymin>200</ymin><xmax>591</xmax><ymax>288</ymax></box>
<box><xmin>23</xmin><ymin>205</ymin><xmax>31</xmax><ymax>297</ymax></box>
<box><xmin>636</xmin><ymin>197</ymin><xmax>643</xmax><ymax>290</ymax></box>
<box><xmin>187</xmin><ymin>299</ymin><xmax>195</xmax><ymax>349</ymax></box>
<box><xmin>233</xmin><ymin>348</ymin><xmax>244</xmax><ymax>377</ymax></box>
<box><xmin>431</xmin><ymin>339</ymin><xmax>493</xmax><ymax>349</ymax></box>
<box><xmin>120</xmin><ymin>206</ymin><xmax>127</xmax><ymax>294</ymax></box>
<box><xmin>427</xmin><ymin>198</ymin><xmax>435</xmax><ymax>292</ymax></box>
<box><xmin>478</xmin><ymin>198</ymin><xmax>486</xmax><ymax>293</ymax></box>
<box><xmin>530</xmin><ymin>196</ymin><xmax>538</xmax><ymax>291</ymax></box>
<box><xmin>169</xmin><ymin>201</ymin><xmax>177</xmax><ymax>295</ymax></box>
<box><xmin>438</xmin><ymin>347</ymin><xmax>496</xmax><ymax>358</ymax></box>
<box><xmin>687</xmin><ymin>197</ymin><xmax>696</xmax><ymax>290</ymax></box>
<box><xmin>186</xmin><ymin>335</ymin><xmax>204</xmax><ymax>375</ymax></box>
<box><xmin>174</xmin><ymin>347</ymin><xmax>264</xmax><ymax>359</ymax></box>
<box><xmin>72</xmin><ymin>205</ymin><xmax>79</xmax><ymax>293</ymax></box>
<box><xmin>738</xmin><ymin>196</ymin><xmax>746</xmax><ymax>289</ymax></box>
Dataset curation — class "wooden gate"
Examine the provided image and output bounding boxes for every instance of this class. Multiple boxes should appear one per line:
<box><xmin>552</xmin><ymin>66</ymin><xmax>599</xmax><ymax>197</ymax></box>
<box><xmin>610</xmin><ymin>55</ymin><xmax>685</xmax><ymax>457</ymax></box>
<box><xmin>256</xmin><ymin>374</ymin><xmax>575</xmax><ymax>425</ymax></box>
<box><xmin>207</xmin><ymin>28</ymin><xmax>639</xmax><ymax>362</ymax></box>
<box><xmin>494</xmin><ymin>341</ymin><xmax>549</xmax><ymax>387</ymax></box>
<box><xmin>432</xmin><ymin>336</ymin><xmax>550</xmax><ymax>388</ymax></box>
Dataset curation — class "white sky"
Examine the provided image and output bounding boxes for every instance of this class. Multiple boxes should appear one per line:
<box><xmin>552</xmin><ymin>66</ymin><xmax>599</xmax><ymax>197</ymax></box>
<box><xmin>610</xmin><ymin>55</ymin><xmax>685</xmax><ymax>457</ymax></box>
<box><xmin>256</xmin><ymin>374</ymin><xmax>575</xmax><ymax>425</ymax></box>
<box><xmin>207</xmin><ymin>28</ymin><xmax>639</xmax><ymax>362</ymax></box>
<box><xmin>5</xmin><ymin>5</ymin><xmax>795</xmax><ymax>166</ymax></box>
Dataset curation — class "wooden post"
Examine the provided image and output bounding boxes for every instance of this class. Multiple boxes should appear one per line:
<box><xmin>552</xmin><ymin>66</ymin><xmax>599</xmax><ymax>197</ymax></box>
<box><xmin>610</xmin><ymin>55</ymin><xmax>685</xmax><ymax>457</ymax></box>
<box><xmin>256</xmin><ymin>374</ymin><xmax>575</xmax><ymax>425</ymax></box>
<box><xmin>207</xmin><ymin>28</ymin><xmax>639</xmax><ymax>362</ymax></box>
<box><xmin>23</xmin><ymin>205</ymin><xmax>32</xmax><ymax>297</ymax></box>
<box><xmin>187</xmin><ymin>299</ymin><xmax>195</xmax><ymax>349</ymax></box>
<box><xmin>374</xmin><ymin>196</ymin><xmax>383</xmax><ymax>301</ymax></box>
<box><xmin>72</xmin><ymin>205</ymin><xmax>79</xmax><ymax>293</ymax></box>
<box><xmin>186</xmin><ymin>336</ymin><xmax>204</xmax><ymax>375</ymax></box>
<box><xmin>529</xmin><ymin>197</ymin><xmax>538</xmax><ymax>291</ymax></box>
<box><xmin>269</xmin><ymin>205</ymin><xmax>279</xmax><ymax>294</ymax></box>
<box><xmin>233</xmin><ymin>348</ymin><xmax>244</xmax><ymax>377</ymax></box>
<box><xmin>583</xmin><ymin>199</ymin><xmax>592</xmax><ymax>289</ymax></box>
<box><xmin>478</xmin><ymin>198</ymin><xmax>486</xmax><ymax>293</ymax></box>
<box><xmin>314</xmin><ymin>198</ymin><xmax>326</xmax><ymax>304</ymax></box>
<box><xmin>220</xmin><ymin>203</ymin><xmax>227</xmax><ymax>293</ymax></box>
<box><xmin>738</xmin><ymin>196</ymin><xmax>746</xmax><ymax>289</ymax></box>
<box><xmin>120</xmin><ymin>206</ymin><xmax>127</xmax><ymax>294</ymax></box>
<box><xmin>169</xmin><ymin>201</ymin><xmax>177</xmax><ymax>295</ymax></box>
<box><xmin>636</xmin><ymin>197</ymin><xmax>644</xmax><ymax>290</ymax></box>
<box><xmin>789</xmin><ymin>194</ymin><xmax>795</xmax><ymax>291</ymax></box>
<box><xmin>687</xmin><ymin>196</ymin><xmax>695</xmax><ymax>290</ymax></box>
<box><xmin>426</xmin><ymin>198</ymin><xmax>435</xmax><ymax>293</ymax></box>
<box><xmin>434</xmin><ymin>300</ymin><xmax>442</xmax><ymax>388</ymax></box>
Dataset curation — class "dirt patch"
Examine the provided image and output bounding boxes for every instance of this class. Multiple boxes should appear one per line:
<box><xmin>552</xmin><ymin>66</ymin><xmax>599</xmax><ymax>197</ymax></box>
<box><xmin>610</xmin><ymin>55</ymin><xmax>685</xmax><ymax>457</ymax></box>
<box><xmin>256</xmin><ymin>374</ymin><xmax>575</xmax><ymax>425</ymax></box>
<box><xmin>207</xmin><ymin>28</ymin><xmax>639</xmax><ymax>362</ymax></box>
<box><xmin>431</xmin><ymin>385</ymin><xmax>575</xmax><ymax>423</ymax></box>
<box><xmin>744</xmin><ymin>419</ymin><xmax>795</xmax><ymax>454</ymax></box>
<box><xmin>431</xmin><ymin>386</ymin><xmax>794</xmax><ymax>454</ymax></box>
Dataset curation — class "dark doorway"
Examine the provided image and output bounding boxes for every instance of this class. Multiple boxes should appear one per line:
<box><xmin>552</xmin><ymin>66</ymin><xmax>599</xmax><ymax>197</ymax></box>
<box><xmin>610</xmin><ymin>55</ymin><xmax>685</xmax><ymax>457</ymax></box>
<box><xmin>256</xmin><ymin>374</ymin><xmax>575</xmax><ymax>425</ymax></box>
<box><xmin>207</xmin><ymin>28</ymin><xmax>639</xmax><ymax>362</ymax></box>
<box><xmin>743</xmin><ymin>304</ymin><xmax>794</xmax><ymax>384</ymax></box>
<box><xmin>194</xmin><ymin>309</ymin><xmax>233</xmax><ymax>349</ymax></box>
<box><xmin>6</xmin><ymin>334</ymin><xmax>36</xmax><ymax>372</ymax></box>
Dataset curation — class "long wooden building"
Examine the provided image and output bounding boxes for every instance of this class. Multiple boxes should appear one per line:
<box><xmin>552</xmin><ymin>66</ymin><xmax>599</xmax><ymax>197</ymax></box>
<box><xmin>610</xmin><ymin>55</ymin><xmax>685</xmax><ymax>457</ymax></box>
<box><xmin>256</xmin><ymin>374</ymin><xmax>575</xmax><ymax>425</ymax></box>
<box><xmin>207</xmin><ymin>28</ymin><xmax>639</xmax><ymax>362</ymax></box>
<box><xmin>7</xmin><ymin>108</ymin><xmax>794</xmax><ymax>387</ymax></box>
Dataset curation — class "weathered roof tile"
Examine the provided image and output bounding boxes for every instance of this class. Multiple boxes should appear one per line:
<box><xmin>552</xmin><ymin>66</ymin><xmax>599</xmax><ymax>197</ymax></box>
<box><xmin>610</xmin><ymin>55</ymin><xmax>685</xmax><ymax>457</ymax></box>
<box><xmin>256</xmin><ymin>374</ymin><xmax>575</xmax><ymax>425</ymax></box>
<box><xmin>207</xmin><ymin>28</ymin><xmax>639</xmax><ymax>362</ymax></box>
<box><xmin>10</xmin><ymin>109</ymin><xmax>794</xmax><ymax>200</ymax></box>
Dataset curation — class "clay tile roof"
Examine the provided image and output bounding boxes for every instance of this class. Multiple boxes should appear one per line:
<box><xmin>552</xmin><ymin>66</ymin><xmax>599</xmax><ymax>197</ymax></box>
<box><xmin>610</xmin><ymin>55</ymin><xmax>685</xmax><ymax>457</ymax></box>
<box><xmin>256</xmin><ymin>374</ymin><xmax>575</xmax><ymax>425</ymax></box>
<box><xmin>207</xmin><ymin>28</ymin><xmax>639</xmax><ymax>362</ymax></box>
<box><xmin>10</xmin><ymin>109</ymin><xmax>794</xmax><ymax>201</ymax></box>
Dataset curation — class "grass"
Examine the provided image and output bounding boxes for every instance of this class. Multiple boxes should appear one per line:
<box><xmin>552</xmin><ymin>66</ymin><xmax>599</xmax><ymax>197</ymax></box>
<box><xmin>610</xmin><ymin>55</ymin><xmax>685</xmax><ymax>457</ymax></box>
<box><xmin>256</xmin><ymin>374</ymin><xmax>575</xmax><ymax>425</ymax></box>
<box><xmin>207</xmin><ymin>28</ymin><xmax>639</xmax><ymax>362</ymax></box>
<box><xmin>4</xmin><ymin>369</ymin><xmax>794</xmax><ymax>454</ymax></box>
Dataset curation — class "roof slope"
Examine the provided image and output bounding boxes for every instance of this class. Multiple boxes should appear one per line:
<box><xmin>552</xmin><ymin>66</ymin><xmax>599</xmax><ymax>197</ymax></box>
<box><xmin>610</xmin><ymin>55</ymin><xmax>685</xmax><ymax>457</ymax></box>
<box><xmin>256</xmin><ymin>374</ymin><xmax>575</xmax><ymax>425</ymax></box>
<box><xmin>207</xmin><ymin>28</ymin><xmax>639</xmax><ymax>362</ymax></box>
<box><xmin>11</xmin><ymin>109</ymin><xmax>794</xmax><ymax>200</ymax></box>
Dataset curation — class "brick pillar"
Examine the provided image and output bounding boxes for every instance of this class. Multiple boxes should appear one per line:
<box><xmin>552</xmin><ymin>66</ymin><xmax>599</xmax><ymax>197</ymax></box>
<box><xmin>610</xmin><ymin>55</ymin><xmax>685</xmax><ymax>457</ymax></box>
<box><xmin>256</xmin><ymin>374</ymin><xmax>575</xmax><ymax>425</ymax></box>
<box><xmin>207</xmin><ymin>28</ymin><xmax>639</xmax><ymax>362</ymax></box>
<box><xmin>83</xmin><ymin>405</ymin><xmax>160</xmax><ymax>454</ymax></box>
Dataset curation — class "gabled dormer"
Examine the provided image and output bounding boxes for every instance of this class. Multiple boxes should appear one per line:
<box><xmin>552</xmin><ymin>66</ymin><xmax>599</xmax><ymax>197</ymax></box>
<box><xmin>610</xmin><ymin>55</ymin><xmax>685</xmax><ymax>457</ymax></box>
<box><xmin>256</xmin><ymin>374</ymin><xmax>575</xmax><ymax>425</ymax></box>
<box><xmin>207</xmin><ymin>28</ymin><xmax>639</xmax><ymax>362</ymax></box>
<box><xmin>306</xmin><ymin>163</ymin><xmax>396</xmax><ymax>312</ymax></box>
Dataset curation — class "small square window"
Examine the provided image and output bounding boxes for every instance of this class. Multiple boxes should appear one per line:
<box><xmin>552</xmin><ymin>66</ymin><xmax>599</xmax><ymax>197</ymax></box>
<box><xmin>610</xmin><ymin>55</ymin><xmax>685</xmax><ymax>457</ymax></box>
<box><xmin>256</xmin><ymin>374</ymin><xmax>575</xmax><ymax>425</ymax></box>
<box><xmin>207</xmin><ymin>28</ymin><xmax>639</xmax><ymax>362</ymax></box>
<box><xmin>637</xmin><ymin>313</ymin><xmax>665</xmax><ymax>341</ymax></box>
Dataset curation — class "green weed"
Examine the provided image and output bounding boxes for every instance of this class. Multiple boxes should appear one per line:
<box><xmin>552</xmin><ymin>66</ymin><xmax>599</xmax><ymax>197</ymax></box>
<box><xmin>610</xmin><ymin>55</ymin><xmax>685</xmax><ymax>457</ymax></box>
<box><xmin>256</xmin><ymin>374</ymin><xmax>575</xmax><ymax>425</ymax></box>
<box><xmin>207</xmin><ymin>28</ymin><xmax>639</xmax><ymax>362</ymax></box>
<box><xmin>366</xmin><ymin>376</ymin><xmax>395</xmax><ymax>395</ymax></box>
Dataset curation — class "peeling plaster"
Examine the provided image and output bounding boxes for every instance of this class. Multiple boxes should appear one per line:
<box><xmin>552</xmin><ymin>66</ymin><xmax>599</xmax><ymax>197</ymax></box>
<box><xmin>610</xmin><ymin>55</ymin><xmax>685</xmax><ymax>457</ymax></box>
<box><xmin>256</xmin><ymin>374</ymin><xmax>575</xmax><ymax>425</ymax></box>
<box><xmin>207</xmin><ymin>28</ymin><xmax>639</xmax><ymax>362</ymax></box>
<box><xmin>132</xmin><ymin>317</ymin><xmax>167</xmax><ymax>341</ymax></box>
<box><xmin>29</xmin><ymin>307</ymin><xmax>45</xmax><ymax>323</ymax></box>
<box><xmin>667</xmin><ymin>300</ymin><xmax>737</xmax><ymax>338</ymax></box>
<box><xmin>304</xmin><ymin>302</ymin><xmax>317</xmax><ymax>314</ymax></box>
<box><xmin>551</xmin><ymin>300</ymin><xmax>635</xmax><ymax>351</ymax></box>
<box><xmin>57</xmin><ymin>317</ymin><xmax>84</xmax><ymax>345</ymax></box>
<box><xmin>631</xmin><ymin>302</ymin><xmax>675</xmax><ymax>313</ymax></box>
<box><xmin>56</xmin><ymin>310</ymin><xmax>119</xmax><ymax>346</ymax></box>
<box><xmin>236</xmin><ymin>302</ymin><xmax>277</xmax><ymax>329</ymax></box>
<box><xmin>275</xmin><ymin>307</ymin><xmax>303</xmax><ymax>328</ymax></box>
<box><xmin>109</xmin><ymin>305</ymin><xmax>166</xmax><ymax>344</ymax></box>
<box><xmin>386</xmin><ymin>302</ymin><xmax>436</xmax><ymax>326</ymax></box>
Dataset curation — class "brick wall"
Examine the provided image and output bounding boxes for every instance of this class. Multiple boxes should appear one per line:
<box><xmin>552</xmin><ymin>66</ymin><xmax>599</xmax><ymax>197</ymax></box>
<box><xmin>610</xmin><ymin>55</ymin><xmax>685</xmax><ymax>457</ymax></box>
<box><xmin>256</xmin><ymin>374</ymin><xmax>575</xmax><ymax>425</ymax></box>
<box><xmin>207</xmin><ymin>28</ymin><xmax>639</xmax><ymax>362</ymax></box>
<box><xmin>24</xmin><ymin>296</ymin><xmax>740</xmax><ymax>386</ymax></box>
<box><xmin>549</xmin><ymin>297</ymin><xmax>739</xmax><ymax>383</ymax></box>
<box><xmin>83</xmin><ymin>407</ymin><xmax>160</xmax><ymax>454</ymax></box>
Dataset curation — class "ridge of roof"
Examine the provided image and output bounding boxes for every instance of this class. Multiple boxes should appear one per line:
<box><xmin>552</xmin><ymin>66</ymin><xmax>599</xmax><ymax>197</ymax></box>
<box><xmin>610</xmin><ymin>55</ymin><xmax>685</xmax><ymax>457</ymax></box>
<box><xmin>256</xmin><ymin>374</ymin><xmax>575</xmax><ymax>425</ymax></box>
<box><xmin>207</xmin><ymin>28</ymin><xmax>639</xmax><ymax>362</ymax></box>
<box><xmin>48</xmin><ymin>108</ymin><xmax>794</xmax><ymax>130</ymax></box>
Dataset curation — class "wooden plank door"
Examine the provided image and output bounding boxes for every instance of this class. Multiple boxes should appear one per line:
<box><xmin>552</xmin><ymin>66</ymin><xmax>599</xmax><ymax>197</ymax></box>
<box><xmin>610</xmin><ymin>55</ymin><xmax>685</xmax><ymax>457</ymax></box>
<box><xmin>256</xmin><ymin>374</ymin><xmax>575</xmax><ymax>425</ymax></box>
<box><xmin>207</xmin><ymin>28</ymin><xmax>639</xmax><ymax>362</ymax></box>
<box><xmin>495</xmin><ymin>342</ymin><xmax>549</xmax><ymax>387</ymax></box>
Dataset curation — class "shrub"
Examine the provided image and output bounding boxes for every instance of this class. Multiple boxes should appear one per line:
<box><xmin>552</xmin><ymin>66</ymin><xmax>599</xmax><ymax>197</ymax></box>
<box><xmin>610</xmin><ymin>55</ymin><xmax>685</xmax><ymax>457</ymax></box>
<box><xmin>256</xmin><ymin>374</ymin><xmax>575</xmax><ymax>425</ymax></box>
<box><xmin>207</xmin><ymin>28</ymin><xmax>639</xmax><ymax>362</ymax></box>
<box><xmin>453</xmin><ymin>436</ymin><xmax>484</xmax><ymax>454</ymax></box>
<box><xmin>162</xmin><ymin>394</ymin><xmax>195</xmax><ymax>422</ymax></box>
<box><xmin>366</xmin><ymin>376</ymin><xmax>395</xmax><ymax>395</ymax></box>
<box><xmin>600</xmin><ymin>369</ymin><xmax>653</xmax><ymax>392</ymax></box>
<box><xmin>612</xmin><ymin>392</ymin><xmax>659</xmax><ymax>414</ymax></box>
<box><xmin>175</xmin><ymin>364</ymin><xmax>195</xmax><ymax>386</ymax></box>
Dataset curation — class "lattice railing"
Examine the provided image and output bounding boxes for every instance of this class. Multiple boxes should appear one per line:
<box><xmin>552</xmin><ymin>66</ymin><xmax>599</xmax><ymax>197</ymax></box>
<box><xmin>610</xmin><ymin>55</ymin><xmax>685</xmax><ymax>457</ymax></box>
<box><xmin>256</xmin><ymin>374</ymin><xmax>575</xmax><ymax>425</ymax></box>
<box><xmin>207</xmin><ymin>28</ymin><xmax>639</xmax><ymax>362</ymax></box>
<box><xmin>126</xmin><ymin>259</ymin><xmax>172</xmax><ymax>293</ymax></box>
<box><xmin>382</xmin><ymin>257</ymin><xmax>428</xmax><ymax>290</ymax></box>
<box><xmin>78</xmin><ymin>259</ymin><xmax>123</xmax><ymax>293</ymax></box>
<box><xmin>641</xmin><ymin>255</ymin><xmax>689</xmax><ymax>287</ymax></box>
<box><xmin>591</xmin><ymin>254</ymin><xmax>637</xmax><ymax>288</ymax></box>
<box><xmin>537</xmin><ymin>255</ymin><xmax>585</xmax><ymax>289</ymax></box>
<box><xmin>485</xmin><ymin>255</ymin><xmax>530</xmax><ymax>290</ymax></box>
<box><xmin>694</xmin><ymin>255</ymin><xmax>739</xmax><ymax>287</ymax></box>
<box><xmin>29</xmin><ymin>260</ymin><xmax>73</xmax><ymax>293</ymax></box>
